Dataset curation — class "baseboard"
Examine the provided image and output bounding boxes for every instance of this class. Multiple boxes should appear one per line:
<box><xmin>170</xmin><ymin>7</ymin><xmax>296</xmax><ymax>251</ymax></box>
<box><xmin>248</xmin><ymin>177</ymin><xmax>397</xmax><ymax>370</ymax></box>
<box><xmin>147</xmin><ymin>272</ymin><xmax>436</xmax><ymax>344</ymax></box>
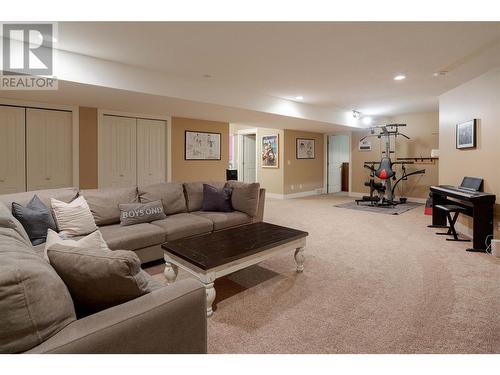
<box><xmin>266</xmin><ymin>190</ymin><xmax>322</xmax><ymax>200</ymax></box>
<box><xmin>455</xmin><ymin>221</ymin><xmax>474</xmax><ymax>238</ymax></box>
<box><xmin>266</xmin><ymin>193</ymin><xmax>285</xmax><ymax>200</ymax></box>
<box><xmin>349</xmin><ymin>191</ymin><xmax>427</xmax><ymax>204</ymax></box>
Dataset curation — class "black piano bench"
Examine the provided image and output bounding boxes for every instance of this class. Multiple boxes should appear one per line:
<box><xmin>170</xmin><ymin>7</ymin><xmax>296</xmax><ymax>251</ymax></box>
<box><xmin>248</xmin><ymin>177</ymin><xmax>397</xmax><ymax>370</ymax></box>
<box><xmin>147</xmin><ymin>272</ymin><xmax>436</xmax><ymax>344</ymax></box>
<box><xmin>435</xmin><ymin>204</ymin><xmax>471</xmax><ymax>242</ymax></box>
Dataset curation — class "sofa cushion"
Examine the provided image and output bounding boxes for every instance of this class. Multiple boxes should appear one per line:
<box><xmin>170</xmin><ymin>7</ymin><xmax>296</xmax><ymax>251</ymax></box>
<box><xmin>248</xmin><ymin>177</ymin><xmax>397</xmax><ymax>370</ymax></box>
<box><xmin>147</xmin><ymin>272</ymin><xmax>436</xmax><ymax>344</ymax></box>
<box><xmin>201</xmin><ymin>184</ymin><xmax>233</xmax><ymax>212</ymax></box>
<box><xmin>80</xmin><ymin>186</ymin><xmax>138</xmax><ymax>226</ymax></box>
<box><xmin>151</xmin><ymin>213</ymin><xmax>213</xmax><ymax>241</ymax></box>
<box><xmin>0</xmin><ymin>188</ymin><xmax>78</xmax><ymax>229</ymax></box>
<box><xmin>0</xmin><ymin>187</ymin><xmax>79</xmax><ymax>210</ymax></box>
<box><xmin>45</xmin><ymin>229</ymin><xmax>110</xmax><ymax>261</ymax></box>
<box><xmin>138</xmin><ymin>182</ymin><xmax>187</xmax><ymax>215</ymax></box>
<box><xmin>51</xmin><ymin>196</ymin><xmax>98</xmax><ymax>237</ymax></box>
<box><xmin>0</xmin><ymin>202</ymin><xmax>31</xmax><ymax>246</ymax></box>
<box><xmin>119</xmin><ymin>201</ymin><xmax>166</xmax><ymax>226</ymax></box>
<box><xmin>99</xmin><ymin>223</ymin><xmax>165</xmax><ymax>250</ymax></box>
<box><xmin>225</xmin><ymin>181</ymin><xmax>260</xmax><ymax>217</ymax></box>
<box><xmin>0</xmin><ymin>230</ymin><xmax>76</xmax><ymax>353</ymax></box>
<box><xmin>184</xmin><ymin>181</ymin><xmax>226</xmax><ymax>212</ymax></box>
<box><xmin>12</xmin><ymin>195</ymin><xmax>57</xmax><ymax>246</ymax></box>
<box><xmin>192</xmin><ymin>211</ymin><xmax>251</xmax><ymax>231</ymax></box>
<box><xmin>46</xmin><ymin>244</ymin><xmax>157</xmax><ymax>315</ymax></box>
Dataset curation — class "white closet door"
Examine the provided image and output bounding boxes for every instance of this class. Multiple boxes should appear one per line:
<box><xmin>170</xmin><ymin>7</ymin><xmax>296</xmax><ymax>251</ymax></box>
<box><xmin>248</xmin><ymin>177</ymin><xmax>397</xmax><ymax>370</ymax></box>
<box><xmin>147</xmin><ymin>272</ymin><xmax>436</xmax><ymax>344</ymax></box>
<box><xmin>26</xmin><ymin>108</ymin><xmax>73</xmax><ymax>191</ymax></box>
<box><xmin>136</xmin><ymin>118</ymin><xmax>165</xmax><ymax>186</ymax></box>
<box><xmin>0</xmin><ymin>106</ymin><xmax>26</xmax><ymax>194</ymax></box>
<box><xmin>99</xmin><ymin>115</ymin><xmax>137</xmax><ymax>188</ymax></box>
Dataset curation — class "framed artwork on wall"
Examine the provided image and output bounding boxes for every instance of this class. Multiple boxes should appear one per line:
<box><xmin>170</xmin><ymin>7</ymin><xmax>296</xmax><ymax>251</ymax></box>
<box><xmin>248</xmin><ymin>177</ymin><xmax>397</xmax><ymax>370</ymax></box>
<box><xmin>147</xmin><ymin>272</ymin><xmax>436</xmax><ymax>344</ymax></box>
<box><xmin>456</xmin><ymin>119</ymin><xmax>477</xmax><ymax>149</ymax></box>
<box><xmin>185</xmin><ymin>130</ymin><xmax>221</xmax><ymax>160</ymax></box>
<box><xmin>296</xmin><ymin>138</ymin><xmax>315</xmax><ymax>159</ymax></box>
<box><xmin>261</xmin><ymin>134</ymin><xmax>279</xmax><ymax>168</ymax></box>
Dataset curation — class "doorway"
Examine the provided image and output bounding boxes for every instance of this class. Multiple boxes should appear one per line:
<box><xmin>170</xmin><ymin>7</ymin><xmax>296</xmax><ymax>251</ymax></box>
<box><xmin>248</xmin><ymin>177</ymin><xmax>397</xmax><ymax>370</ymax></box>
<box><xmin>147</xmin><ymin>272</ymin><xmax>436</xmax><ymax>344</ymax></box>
<box><xmin>241</xmin><ymin>134</ymin><xmax>257</xmax><ymax>183</ymax></box>
<box><xmin>328</xmin><ymin>134</ymin><xmax>350</xmax><ymax>193</ymax></box>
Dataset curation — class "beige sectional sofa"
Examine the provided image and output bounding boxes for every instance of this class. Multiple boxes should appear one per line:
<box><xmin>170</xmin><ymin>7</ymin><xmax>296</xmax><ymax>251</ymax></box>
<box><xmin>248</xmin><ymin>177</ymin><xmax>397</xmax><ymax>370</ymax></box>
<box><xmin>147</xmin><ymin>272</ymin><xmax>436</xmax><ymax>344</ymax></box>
<box><xmin>0</xmin><ymin>181</ymin><xmax>265</xmax><ymax>264</ymax></box>
<box><xmin>0</xmin><ymin>181</ymin><xmax>265</xmax><ymax>353</ymax></box>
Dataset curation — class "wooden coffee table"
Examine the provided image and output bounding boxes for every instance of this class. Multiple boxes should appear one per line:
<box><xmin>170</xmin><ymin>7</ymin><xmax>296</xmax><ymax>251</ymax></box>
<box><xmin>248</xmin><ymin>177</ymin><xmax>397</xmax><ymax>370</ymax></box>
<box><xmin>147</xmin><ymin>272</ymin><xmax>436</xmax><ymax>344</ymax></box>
<box><xmin>161</xmin><ymin>222</ymin><xmax>308</xmax><ymax>317</ymax></box>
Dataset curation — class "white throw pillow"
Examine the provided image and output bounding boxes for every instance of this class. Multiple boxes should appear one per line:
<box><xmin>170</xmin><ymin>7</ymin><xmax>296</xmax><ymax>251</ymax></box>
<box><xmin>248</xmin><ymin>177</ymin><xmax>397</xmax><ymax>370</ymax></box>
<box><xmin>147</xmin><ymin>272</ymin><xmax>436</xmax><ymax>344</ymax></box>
<box><xmin>51</xmin><ymin>196</ymin><xmax>98</xmax><ymax>237</ymax></box>
<box><xmin>44</xmin><ymin>229</ymin><xmax>109</xmax><ymax>262</ymax></box>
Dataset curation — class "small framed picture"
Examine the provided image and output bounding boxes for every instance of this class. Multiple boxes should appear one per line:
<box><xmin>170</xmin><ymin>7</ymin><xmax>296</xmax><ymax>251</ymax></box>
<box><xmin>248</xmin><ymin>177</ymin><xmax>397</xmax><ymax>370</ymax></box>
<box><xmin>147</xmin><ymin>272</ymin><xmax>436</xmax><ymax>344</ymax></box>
<box><xmin>185</xmin><ymin>131</ymin><xmax>221</xmax><ymax>160</ymax></box>
<box><xmin>296</xmin><ymin>138</ymin><xmax>315</xmax><ymax>159</ymax></box>
<box><xmin>358</xmin><ymin>139</ymin><xmax>372</xmax><ymax>151</ymax></box>
<box><xmin>456</xmin><ymin>119</ymin><xmax>477</xmax><ymax>149</ymax></box>
<box><xmin>261</xmin><ymin>134</ymin><xmax>279</xmax><ymax>168</ymax></box>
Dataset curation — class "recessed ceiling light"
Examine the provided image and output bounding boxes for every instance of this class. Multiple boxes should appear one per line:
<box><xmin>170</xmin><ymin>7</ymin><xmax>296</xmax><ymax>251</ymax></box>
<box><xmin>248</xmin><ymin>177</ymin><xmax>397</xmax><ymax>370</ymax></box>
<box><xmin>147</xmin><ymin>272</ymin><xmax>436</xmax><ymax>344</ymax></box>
<box><xmin>433</xmin><ymin>71</ymin><xmax>448</xmax><ymax>77</ymax></box>
<box><xmin>393</xmin><ymin>75</ymin><xmax>406</xmax><ymax>81</ymax></box>
<box><xmin>295</xmin><ymin>95</ymin><xmax>304</xmax><ymax>101</ymax></box>
<box><xmin>362</xmin><ymin>116</ymin><xmax>373</xmax><ymax>125</ymax></box>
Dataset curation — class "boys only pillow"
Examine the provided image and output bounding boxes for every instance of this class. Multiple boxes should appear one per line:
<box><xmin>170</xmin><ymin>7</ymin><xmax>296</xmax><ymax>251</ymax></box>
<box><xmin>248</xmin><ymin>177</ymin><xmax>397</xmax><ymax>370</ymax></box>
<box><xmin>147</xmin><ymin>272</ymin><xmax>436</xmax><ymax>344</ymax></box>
<box><xmin>119</xmin><ymin>200</ymin><xmax>166</xmax><ymax>226</ymax></box>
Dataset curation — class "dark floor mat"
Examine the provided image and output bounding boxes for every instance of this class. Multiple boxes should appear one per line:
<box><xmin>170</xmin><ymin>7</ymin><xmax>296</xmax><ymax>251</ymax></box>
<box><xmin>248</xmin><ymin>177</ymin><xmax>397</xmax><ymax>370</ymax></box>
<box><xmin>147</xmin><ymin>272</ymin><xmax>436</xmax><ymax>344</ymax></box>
<box><xmin>335</xmin><ymin>201</ymin><xmax>423</xmax><ymax>215</ymax></box>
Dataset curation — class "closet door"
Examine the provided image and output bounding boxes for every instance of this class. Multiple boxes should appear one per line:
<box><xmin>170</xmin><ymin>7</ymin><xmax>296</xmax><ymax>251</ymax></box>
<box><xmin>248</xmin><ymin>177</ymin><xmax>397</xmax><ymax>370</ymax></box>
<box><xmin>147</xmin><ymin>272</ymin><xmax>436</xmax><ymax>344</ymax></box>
<box><xmin>0</xmin><ymin>106</ymin><xmax>26</xmax><ymax>194</ymax></box>
<box><xmin>99</xmin><ymin>115</ymin><xmax>137</xmax><ymax>188</ymax></box>
<box><xmin>26</xmin><ymin>108</ymin><xmax>73</xmax><ymax>191</ymax></box>
<box><xmin>136</xmin><ymin>118</ymin><xmax>165</xmax><ymax>186</ymax></box>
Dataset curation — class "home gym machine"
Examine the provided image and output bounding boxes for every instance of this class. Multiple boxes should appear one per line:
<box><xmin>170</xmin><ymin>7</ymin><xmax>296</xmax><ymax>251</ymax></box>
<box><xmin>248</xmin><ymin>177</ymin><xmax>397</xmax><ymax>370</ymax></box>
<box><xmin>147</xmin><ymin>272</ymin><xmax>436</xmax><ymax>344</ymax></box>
<box><xmin>356</xmin><ymin>124</ymin><xmax>426</xmax><ymax>207</ymax></box>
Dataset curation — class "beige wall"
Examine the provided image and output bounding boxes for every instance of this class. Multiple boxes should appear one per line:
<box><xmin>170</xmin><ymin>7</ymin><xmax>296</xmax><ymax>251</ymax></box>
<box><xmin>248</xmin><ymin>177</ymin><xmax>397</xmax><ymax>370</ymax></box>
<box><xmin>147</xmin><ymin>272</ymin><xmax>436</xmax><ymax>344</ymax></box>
<box><xmin>439</xmin><ymin>66</ymin><xmax>500</xmax><ymax>236</ymax></box>
<box><xmin>171</xmin><ymin>117</ymin><xmax>229</xmax><ymax>182</ymax></box>
<box><xmin>283</xmin><ymin>129</ymin><xmax>324</xmax><ymax>195</ymax></box>
<box><xmin>78</xmin><ymin>106</ymin><xmax>98</xmax><ymax>189</ymax></box>
<box><xmin>351</xmin><ymin>111</ymin><xmax>439</xmax><ymax>199</ymax></box>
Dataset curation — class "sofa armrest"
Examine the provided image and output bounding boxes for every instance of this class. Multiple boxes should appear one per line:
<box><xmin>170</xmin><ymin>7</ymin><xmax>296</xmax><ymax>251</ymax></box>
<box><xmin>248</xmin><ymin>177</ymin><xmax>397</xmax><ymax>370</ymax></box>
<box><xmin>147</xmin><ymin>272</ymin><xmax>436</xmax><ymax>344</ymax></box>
<box><xmin>254</xmin><ymin>188</ymin><xmax>266</xmax><ymax>222</ymax></box>
<box><xmin>27</xmin><ymin>279</ymin><xmax>207</xmax><ymax>354</ymax></box>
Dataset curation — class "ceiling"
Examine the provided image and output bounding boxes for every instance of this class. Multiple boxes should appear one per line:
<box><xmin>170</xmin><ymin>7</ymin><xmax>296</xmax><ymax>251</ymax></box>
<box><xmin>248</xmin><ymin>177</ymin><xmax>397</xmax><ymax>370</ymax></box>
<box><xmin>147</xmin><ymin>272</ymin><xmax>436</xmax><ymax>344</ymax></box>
<box><xmin>55</xmin><ymin>22</ymin><xmax>500</xmax><ymax>117</ymax></box>
<box><xmin>0</xmin><ymin>80</ymin><xmax>350</xmax><ymax>133</ymax></box>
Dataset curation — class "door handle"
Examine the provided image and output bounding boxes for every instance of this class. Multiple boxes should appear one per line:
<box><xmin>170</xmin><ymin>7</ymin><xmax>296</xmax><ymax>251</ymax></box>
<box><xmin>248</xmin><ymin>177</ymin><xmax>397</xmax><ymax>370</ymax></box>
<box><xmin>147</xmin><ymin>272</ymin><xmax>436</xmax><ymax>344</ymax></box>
<box><xmin>45</xmin><ymin>177</ymin><xmax>51</xmax><ymax>181</ymax></box>
<box><xmin>119</xmin><ymin>174</ymin><xmax>124</xmax><ymax>177</ymax></box>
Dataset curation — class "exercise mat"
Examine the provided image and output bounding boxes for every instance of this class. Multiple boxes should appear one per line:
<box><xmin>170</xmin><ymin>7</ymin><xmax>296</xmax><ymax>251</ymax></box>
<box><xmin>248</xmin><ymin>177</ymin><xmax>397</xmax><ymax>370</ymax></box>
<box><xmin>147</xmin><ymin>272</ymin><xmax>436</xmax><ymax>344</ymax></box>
<box><xmin>334</xmin><ymin>201</ymin><xmax>422</xmax><ymax>215</ymax></box>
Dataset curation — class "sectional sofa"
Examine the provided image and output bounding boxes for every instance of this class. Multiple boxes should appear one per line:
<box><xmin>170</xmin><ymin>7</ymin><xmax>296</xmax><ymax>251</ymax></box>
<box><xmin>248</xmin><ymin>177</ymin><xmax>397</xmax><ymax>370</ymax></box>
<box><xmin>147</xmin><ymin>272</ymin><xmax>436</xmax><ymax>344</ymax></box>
<box><xmin>0</xmin><ymin>181</ymin><xmax>265</xmax><ymax>353</ymax></box>
<box><xmin>0</xmin><ymin>181</ymin><xmax>266</xmax><ymax>263</ymax></box>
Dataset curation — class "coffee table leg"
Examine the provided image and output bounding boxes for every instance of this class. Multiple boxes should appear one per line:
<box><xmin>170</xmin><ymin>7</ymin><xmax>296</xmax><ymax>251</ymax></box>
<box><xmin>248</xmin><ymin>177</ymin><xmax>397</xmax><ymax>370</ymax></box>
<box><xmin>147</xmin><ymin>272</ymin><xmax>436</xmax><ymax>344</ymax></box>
<box><xmin>294</xmin><ymin>247</ymin><xmax>305</xmax><ymax>273</ymax></box>
<box><xmin>163</xmin><ymin>254</ymin><xmax>178</xmax><ymax>284</ymax></box>
<box><xmin>204</xmin><ymin>282</ymin><xmax>216</xmax><ymax>317</ymax></box>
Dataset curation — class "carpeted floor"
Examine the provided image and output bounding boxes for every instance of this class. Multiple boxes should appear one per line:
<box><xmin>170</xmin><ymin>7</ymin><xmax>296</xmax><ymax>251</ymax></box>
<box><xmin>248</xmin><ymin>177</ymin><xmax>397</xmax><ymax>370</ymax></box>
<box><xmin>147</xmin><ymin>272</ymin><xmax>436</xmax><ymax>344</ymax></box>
<box><xmin>145</xmin><ymin>194</ymin><xmax>500</xmax><ymax>353</ymax></box>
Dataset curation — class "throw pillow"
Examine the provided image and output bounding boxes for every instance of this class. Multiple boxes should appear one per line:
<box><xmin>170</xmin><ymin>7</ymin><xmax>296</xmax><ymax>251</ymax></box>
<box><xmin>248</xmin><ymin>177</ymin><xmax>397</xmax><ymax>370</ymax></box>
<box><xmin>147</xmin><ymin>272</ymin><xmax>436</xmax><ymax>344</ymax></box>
<box><xmin>225</xmin><ymin>181</ymin><xmax>260</xmax><ymax>217</ymax></box>
<box><xmin>11</xmin><ymin>195</ymin><xmax>57</xmax><ymax>245</ymax></box>
<box><xmin>44</xmin><ymin>229</ymin><xmax>110</xmax><ymax>261</ymax></box>
<box><xmin>46</xmin><ymin>242</ymin><xmax>158</xmax><ymax>314</ymax></box>
<box><xmin>119</xmin><ymin>200</ymin><xmax>166</xmax><ymax>226</ymax></box>
<box><xmin>51</xmin><ymin>196</ymin><xmax>98</xmax><ymax>237</ymax></box>
<box><xmin>201</xmin><ymin>184</ymin><xmax>234</xmax><ymax>212</ymax></box>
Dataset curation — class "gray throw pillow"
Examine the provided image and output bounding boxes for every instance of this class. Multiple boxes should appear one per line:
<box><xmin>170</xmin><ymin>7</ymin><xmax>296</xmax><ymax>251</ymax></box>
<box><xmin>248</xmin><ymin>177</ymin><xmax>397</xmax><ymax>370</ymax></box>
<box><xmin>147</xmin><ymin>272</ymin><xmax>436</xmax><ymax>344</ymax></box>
<box><xmin>12</xmin><ymin>195</ymin><xmax>57</xmax><ymax>245</ymax></box>
<box><xmin>225</xmin><ymin>181</ymin><xmax>261</xmax><ymax>217</ymax></box>
<box><xmin>46</xmin><ymin>244</ymin><xmax>160</xmax><ymax>315</ymax></box>
<box><xmin>201</xmin><ymin>184</ymin><xmax>234</xmax><ymax>212</ymax></box>
<box><xmin>119</xmin><ymin>200</ymin><xmax>167</xmax><ymax>226</ymax></box>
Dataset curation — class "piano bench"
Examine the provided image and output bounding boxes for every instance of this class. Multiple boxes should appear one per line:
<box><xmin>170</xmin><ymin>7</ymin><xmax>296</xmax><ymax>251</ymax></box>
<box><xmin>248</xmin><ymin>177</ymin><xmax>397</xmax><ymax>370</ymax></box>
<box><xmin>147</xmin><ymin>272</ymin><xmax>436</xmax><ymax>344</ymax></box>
<box><xmin>434</xmin><ymin>204</ymin><xmax>470</xmax><ymax>242</ymax></box>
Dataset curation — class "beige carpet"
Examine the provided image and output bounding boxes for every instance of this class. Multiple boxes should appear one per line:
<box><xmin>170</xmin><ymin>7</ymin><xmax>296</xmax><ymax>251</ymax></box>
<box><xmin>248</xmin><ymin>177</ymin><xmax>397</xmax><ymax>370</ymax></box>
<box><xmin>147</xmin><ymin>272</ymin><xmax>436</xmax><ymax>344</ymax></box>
<box><xmin>145</xmin><ymin>194</ymin><xmax>500</xmax><ymax>353</ymax></box>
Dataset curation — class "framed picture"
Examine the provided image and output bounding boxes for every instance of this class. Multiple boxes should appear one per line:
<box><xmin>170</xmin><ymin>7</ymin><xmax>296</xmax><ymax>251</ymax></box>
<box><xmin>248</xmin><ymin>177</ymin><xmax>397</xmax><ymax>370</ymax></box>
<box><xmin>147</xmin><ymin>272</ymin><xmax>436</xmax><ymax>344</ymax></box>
<box><xmin>358</xmin><ymin>139</ymin><xmax>372</xmax><ymax>151</ymax></box>
<box><xmin>185</xmin><ymin>131</ymin><xmax>221</xmax><ymax>160</ymax></box>
<box><xmin>456</xmin><ymin>119</ymin><xmax>477</xmax><ymax>149</ymax></box>
<box><xmin>261</xmin><ymin>134</ymin><xmax>279</xmax><ymax>168</ymax></box>
<box><xmin>296</xmin><ymin>138</ymin><xmax>315</xmax><ymax>159</ymax></box>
